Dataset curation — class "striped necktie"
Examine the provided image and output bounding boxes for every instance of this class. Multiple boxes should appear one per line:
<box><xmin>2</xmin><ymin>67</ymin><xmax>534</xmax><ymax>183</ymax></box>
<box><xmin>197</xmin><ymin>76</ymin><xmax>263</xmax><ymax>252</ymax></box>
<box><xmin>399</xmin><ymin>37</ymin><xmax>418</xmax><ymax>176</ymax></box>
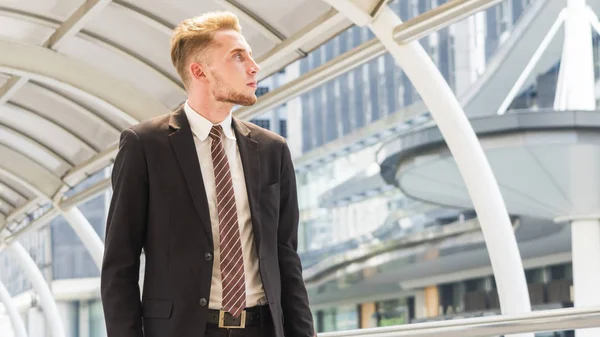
<box><xmin>209</xmin><ymin>125</ymin><xmax>246</xmax><ymax>318</ymax></box>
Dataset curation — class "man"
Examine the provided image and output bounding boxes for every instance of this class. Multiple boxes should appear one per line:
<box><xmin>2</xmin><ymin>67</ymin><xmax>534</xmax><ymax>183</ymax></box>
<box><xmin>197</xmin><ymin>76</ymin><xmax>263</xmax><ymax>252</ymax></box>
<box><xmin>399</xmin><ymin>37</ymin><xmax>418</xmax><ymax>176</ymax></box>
<box><xmin>101</xmin><ymin>11</ymin><xmax>316</xmax><ymax>337</ymax></box>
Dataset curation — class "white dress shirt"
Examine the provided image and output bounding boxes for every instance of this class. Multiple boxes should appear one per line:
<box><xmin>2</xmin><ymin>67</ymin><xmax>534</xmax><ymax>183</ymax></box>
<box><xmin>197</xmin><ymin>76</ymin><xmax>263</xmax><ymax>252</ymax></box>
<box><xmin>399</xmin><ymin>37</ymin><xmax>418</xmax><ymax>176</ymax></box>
<box><xmin>183</xmin><ymin>101</ymin><xmax>266</xmax><ymax>310</ymax></box>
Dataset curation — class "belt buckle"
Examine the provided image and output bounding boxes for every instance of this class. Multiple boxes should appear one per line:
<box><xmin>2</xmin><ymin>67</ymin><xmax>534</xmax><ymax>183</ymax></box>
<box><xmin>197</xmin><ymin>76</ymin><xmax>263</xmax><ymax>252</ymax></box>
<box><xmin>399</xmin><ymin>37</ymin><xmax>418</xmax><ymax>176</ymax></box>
<box><xmin>218</xmin><ymin>310</ymin><xmax>246</xmax><ymax>329</ymax></box>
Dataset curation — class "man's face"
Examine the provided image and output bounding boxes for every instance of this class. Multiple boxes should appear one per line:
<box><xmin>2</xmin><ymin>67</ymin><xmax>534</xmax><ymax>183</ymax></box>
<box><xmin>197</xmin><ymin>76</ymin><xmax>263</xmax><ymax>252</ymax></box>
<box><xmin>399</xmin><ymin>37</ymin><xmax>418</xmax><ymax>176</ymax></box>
<box><xmin>200</xmin><ymin>29</ymin><xmax>260</xmax><ymax>106</ymax></box>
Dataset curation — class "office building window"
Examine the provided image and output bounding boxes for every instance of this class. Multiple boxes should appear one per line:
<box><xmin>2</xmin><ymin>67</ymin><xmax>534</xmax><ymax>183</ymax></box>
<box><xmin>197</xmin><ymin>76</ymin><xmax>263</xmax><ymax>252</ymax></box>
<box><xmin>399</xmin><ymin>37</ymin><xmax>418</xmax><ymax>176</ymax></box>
<box><xmin>250</xmin><ymin>119</ymin><xmax>270</xmax><ymax>130</ymax></box>
<box><xmin>485</xmin><ymin>5</ymin><xmax>500</xmax><ymax>62</ymax></box>
<box><xmin>399</xmin><ymin>0</ymin><xmax>410</xmax><ymax>21</ymax></box>
<box><xmin>325</xmin><ymin>82</ymin><xmax>338</xmax><ymax>142</ymax></box>
<box><xmin>336</xmin><ymin>305</ymin><xmax>359</xmax><ymax>331</ymax></box>
<box><xmin>255</xmin><ymin>86</ymin><xmax>269</xmax><ymax>97</ymax></box>
<box><xmin>325</xmin><ymin>38</ymin><xmax>335</xmax><ymax>64</ymax></box>
<box><xmin>496</xmin><ymin>1</ymin><xmax>512</xmax><ymax>37</ymax></box>
<box><xmin>300</xmin><ymin>57</ymin><xmax>309</xmax><ymax>75</ymax></box>
<box><xmin>354</xmin><ymin>67</ymin><xmax>366</xmax><ymax>128</ymax></box>
<box><xmin>340</xmin><ymin>73</ymin><xmax>352</xmax><ymax>135</ymax></box>
<box><xmin>401</xmin><ymin>72</ymin><xmax>414</xmax><ymax>106</ymax></box>
<box><xmin>313</xmin><ymin>87</ymin><xmax>325</xmax><ymax>147</ymax></box>
<box><xmin>301</xmin><ymin>94</ymin><xmax>312</xmax><ymax>153</ymax></box>
<box><xmin>351</xmin><ymin>25</ymin><xmax>362</xmax><ymax>48</ymax></box>
<box><xmin>339</xmin><ymin>30</ymin><xmax>348</xmax><ymax>55</ymax></box>
<box><xmin>594</xmin><ymin>34</ymin><xmax>600</xmax><ymax>79</ymax></box>
<box><xmin>384</xmin><ymin>54</ymin><xmax>398</xmax><ymax>114</ymax></box>
<box><xmin>90</xmin><ymin>300</ymin><xmax>107</xmax><ymax>337</ymax></box>
<box><xmin>375</xmin><ymin>299</ymin><xmax>409</xmax><ymax>327</ymax></box>
<box><xmin>447</xmin><ymin>35</ymin><xmax>456</xmax><ymax>91</ymax></box>
<box><xmin>279</xmin><ymin>120</ymin><xmax>287</xmax><ymax>138</ymax></box>
<box><xmin>369</xmin><ymin>58</ymin><xmax>380</xmax><ymax>121</ymax></box>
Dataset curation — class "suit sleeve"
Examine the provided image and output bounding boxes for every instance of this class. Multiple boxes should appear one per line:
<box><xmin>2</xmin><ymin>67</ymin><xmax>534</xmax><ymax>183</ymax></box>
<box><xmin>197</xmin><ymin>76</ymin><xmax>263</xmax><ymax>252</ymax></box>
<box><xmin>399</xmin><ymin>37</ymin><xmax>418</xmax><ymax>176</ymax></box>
<box><xmin>277</xmin><ymin>140</ymin><xmax>316</xmax><ymax>337</ymax></box>
<box><xmin>101</xmin><ymin>128</ymin><xmax>148</xmax><ymax>337</ymax></box>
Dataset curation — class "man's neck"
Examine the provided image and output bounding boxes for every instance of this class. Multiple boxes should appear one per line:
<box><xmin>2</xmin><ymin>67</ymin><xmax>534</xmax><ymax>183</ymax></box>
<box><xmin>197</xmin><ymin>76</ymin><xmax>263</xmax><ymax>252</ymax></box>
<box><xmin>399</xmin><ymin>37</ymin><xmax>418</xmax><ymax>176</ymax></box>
<box><xmin>187</xmin><ymin>95</ymin><xmax>233</xmax><ymax>124</ymax></box>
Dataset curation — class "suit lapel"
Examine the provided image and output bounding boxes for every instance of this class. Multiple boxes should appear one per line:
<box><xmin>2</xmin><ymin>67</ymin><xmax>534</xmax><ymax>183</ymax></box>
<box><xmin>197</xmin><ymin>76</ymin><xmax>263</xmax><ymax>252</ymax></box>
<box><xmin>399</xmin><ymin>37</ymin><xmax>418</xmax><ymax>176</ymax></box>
<box><xmin>233</xmin><ymin>118</ymin><xmax>263</xmax><ymax>250</ymax></box>
<box><xmin>168</xmin><ymin>106</ymin><xmax>213</xmax><ymax>241</ymax></box>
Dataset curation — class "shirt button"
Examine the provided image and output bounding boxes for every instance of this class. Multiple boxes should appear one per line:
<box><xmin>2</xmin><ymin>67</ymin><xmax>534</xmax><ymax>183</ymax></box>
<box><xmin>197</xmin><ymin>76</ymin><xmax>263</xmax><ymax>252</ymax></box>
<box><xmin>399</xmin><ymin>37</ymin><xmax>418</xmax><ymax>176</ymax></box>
<box><xmin>199</xmin><ymin>298</ymin><xmax>208</xmax><ymax>307</ymax></box>
<box><xmin>205</xmin><ymin>253</ymin><xmax>213</xmax><ymax>261</ymax></box>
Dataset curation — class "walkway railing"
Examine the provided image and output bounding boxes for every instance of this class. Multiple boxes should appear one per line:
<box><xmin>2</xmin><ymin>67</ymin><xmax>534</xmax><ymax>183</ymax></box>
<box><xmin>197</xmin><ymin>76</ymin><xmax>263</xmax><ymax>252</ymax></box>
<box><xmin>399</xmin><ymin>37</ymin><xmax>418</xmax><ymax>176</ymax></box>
<box><xmin>319</xmin><ymin>306</ymin><xmax>600</xmax><ymax>337</ymax></box>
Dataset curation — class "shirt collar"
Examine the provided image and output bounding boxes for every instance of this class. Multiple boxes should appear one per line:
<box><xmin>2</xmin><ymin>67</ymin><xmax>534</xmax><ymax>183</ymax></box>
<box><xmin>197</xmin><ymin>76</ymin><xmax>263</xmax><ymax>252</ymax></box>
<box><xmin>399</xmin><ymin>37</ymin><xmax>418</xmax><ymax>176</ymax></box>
<box><xmin>183</xmin><ymin>101</ymin><xmax>236</xmax><ymax>141</ymax></box>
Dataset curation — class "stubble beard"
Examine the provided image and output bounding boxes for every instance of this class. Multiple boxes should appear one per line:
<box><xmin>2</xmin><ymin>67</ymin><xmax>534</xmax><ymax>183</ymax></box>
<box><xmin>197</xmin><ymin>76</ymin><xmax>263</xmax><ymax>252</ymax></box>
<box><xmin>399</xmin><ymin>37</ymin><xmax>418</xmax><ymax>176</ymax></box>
<box><xmin>212</xmin><ymin>72</ymin><xmax>257</xmax><ymax>106</ymax></box>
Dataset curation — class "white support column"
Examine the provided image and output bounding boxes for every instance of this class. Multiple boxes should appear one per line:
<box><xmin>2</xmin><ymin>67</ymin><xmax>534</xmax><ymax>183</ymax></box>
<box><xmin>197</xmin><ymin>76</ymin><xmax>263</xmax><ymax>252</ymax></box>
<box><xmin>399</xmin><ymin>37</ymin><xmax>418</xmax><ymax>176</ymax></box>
<box><xmin>59</xmin><ymin>207</ymin><xmax>104</xmax><ymax>270</ymax></box>
<box><xmin>79</xmin><ymin>301</ymin><xmax>90</xmax><ymax>337</ymax></box>
<box><xmin>571</xmin><ymin>218</ymin><xmax>600</xmax><ymax>337</ymax></box>
<box><xmin>7</xmin><ymin>242</ymin><xmax>65</xmax><ymax>337</ymax></box>
<box><xmin>0</xmin><ymin>281</ymin><xmax>28</xmax><ymax>337</ymax></box>
<box><xmin>555</xmin><ymin>1</ymin><xmax>598</xmax><ymax>334</ymax></box>
<box><xmin>322</xmin><ymin>2</ymin><xmax>531</xmax><ymax>335</ymax></box>
<box><xmin>554</xmin><ymin>0</ymin><xmax>596</xmax><ymax>110</ymax></box>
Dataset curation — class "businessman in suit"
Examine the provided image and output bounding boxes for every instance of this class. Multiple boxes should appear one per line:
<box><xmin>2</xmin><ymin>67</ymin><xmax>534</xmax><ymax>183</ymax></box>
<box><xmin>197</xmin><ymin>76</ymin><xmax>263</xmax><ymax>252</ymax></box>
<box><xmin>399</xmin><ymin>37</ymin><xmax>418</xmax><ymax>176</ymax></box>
<box><xmin>100</xmin><ymin>11</ymin><xmax>315</xmax><ymax>337</ymax></box>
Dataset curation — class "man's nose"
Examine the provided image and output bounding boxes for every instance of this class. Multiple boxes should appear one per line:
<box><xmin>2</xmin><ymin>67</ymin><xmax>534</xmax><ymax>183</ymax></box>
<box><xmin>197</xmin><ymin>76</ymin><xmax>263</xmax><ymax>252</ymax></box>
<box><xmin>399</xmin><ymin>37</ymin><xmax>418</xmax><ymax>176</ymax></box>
<box><xmin>249</xmin><ymin>59</ymin><xmax>260</xmax><ymax>74</ymax></box>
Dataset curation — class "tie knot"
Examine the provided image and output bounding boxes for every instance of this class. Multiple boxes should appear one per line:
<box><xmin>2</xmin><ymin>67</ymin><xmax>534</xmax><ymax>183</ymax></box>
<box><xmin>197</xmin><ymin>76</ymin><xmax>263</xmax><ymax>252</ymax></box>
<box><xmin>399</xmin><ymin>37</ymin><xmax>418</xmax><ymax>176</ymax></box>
<box><xmin>209</xmin><ymin>125</ymin><xmax>223</xmax><ymax>141</ymax></box>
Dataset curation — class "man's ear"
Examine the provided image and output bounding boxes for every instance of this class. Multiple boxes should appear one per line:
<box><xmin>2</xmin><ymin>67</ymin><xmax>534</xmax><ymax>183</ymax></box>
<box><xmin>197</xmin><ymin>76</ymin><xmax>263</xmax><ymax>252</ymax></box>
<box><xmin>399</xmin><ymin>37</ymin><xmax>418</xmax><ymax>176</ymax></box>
<box><xmin>189</xmin><ymin>62</ymin><xmax>206</xmax><ymax>81</ymax></box>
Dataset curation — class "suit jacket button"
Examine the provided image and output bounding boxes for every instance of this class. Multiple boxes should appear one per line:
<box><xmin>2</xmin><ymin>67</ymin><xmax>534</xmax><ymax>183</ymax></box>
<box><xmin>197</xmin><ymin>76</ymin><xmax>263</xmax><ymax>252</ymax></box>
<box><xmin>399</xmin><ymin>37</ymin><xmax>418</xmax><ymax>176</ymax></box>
<box><xmin>199</xmin><ymin>298</ymin><xmax>208</xmax><ymax>307</ymax></box>
<box><xmin>205</xmin><ymin>253</ymin><xmax>213</xmax><ymax>261</ymax></box>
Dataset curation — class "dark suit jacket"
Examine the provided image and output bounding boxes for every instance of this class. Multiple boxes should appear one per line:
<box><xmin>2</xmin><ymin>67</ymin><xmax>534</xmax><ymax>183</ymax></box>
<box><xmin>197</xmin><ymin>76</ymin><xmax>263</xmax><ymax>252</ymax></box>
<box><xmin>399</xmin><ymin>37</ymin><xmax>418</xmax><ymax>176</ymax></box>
<box><xmin>100</xmin><ymin>106</ymin><xmax>315</xmax><ymax>337</ymax></box>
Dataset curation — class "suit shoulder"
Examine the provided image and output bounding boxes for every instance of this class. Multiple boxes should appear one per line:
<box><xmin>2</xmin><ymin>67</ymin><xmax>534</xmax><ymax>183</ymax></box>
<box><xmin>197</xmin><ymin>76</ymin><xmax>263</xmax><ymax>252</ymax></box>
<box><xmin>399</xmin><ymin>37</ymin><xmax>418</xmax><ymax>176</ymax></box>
<box><xmin>239</xmin><ymin>119</ymin><xmax>286</xmax><ymax>146</ymax></box>
<box><xmin>125</xmin><ymin>113</ymin><xmax>171</xmax><ymax>140</ymax></box>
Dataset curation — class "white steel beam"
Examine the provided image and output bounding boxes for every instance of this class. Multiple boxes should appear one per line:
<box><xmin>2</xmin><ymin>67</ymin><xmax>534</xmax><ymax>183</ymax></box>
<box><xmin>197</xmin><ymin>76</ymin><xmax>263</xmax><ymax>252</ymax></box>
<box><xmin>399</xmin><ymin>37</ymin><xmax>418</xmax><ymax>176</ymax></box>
<box><xmin>0</xmin><ymin>76</ymin><xmax>28</xmax><ymax>106</ymax></box>
<box><xmin>236</xmin><ymin>38</ymin><xmax>386</xmax><ymax>120</ymax></box>
<box><xmin>45</xmin><ymin>0</ymin><xmax>113</xmax><ymax>51</ymax></box>
<box><xmin>0</xmin><ymin>1</ymin><xmax>113</xmax><ymax>121</ymax></box>
<box><xmin>111</xmin><ymin>1</ymin><xmax>173</xmax><ymax>35</ymax></box>
<box><xmin>0</xmin><ymin>281</ymin><xmax>28</xmax><ymax>337</ymax></box>
<box><xmin>60</xmin><ymin>178</ymin><xmax>111</xmax><ymax>210</ymax></box>
<box><xmin>3</xmin><ymin>207</ymin><xmax>59</xmax><ymax>243</ymax></box>
<box><xmin>60</xmin><ymin>207</ymin><xmax>104</xmax><ymax>270</ymax></box>
<box><xmin>0</xmin><ymin>122</ymin><xmax>74</xmax><ymax>170</ymax></box>
<box><xmin>0</xmin><ymin>179</ymin><xmax>33</xmax><ymax>208</ymax></box>
<box><xmin>321</xmin><ymin>1</ymin><xmax>532</xmax><ymax>335</ymax></box>
<box><xmin>255</xmin><ymin>10</ymin><xmax>348</xmax><ymax>80</ymax></box>
<box><xmin>27</xmin><ymin>82</ymin><xmax>121</xmax><ymax>134</ymax></box>
<box><xmin>0</xmin><ymin>195</ymin><xmax>16</xmax><ymax>210</ymax></box>
<box><xmin>212</xmin><ymin>0</ymin><xmax>287</xmax><ymax>44</ymax></box>
<box><xmin>497</xmin><ymin>10</ymin><xmax>565</xmax><ymax>114</ymax></box>
<box><xmin>60</xmin><ymin>144</ymin><xmax>117</xmax><ymax>189</ymax></box>
<box><xmin>554</xmin><ymin>0</ymin><xmax>595</xmax><ymax>111</ymax></box>
<box><xmin>393</xmin><ymin>0</ymin><xmax>506</xmax><ymax>44</ymax></box>
<box><xmin>4</xmin><ymin>198</ymin><xmax>42</xmax><ymax>225</ymax></box>
<box><xmin>0</xmin><ymin>147</ymin><xmax>57</xmax><ymax>201</ymax></box>
<box><xmin>5</xmin><ymin>102</ymin><xmax>99</xmax><ymax>154</ymax></box>
<box><xmin>0</xmin><ymin>39</ymin><xmax>168</xmax><ymax>124</ymax></box>
<box><xmin>7</xmin><ymin>242</ymin><xmax>65</xmax><ymax>337</ymax></box>
<box><xmin>0</xmin><ymin>8</ymin><xmax>183</xmax><ymax>89</ymax></box>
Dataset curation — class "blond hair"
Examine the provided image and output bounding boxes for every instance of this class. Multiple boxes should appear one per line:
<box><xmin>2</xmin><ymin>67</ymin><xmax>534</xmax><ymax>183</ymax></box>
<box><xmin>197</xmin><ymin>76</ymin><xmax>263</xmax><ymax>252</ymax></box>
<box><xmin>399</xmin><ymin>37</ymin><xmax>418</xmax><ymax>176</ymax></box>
<box><xmin>170</xmin><ymin>11</ymin><xmax>242</xmax><ymax>88</ymax></box>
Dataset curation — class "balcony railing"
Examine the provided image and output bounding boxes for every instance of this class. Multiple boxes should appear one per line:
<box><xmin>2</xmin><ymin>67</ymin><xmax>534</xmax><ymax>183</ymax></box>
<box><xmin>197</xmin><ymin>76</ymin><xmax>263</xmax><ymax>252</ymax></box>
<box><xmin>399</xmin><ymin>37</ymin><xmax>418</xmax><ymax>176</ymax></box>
<box><xmin>318</xmin><ymin>306</ymin><xmax>600</xmax><ymax>337</ymax></box>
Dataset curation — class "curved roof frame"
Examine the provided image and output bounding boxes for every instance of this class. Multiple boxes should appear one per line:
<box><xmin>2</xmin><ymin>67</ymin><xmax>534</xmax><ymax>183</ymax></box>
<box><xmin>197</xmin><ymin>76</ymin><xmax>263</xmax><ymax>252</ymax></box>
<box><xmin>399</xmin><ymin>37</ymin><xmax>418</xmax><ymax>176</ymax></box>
<box><xmin>0</xmin><ymin>122</ymin><xmax>74</xmax><ymax>169</ymax></box>
<box><xmin>0</xmin><ymin>6</ymin><xmax>184</xmax><ymax>89</ymax></box>
<box><xmin>0</xmin><ymin>0</ymin><xmax>170</xmax><ymax>230</ymax></box>
<box><xmin>22</xmin><ymin>81</ymin><xmax>122</xmax><ymax>138</ymax></box>
<box><xmin>0</xmin><ymin>0</ymin><xmax>355</xmax><ymax>233</ymax></box>
<box><xmin>6</xmin><ymin>102</ymin><xmax>99</xmax><ymax>155</ymax></box>
<box><xmin>0</xmin><ymin>0</ymin><xmax>409</xmax><ymax>237</ymax></box>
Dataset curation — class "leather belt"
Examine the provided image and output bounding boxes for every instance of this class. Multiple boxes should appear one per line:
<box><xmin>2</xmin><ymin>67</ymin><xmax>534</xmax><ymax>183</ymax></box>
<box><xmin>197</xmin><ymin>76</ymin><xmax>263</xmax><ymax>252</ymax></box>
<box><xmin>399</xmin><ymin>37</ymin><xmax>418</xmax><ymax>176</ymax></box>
<box><xmin>206</xmin><ymin>305</ymin><xmax>271</xmax><ymax>329</ymax></box>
